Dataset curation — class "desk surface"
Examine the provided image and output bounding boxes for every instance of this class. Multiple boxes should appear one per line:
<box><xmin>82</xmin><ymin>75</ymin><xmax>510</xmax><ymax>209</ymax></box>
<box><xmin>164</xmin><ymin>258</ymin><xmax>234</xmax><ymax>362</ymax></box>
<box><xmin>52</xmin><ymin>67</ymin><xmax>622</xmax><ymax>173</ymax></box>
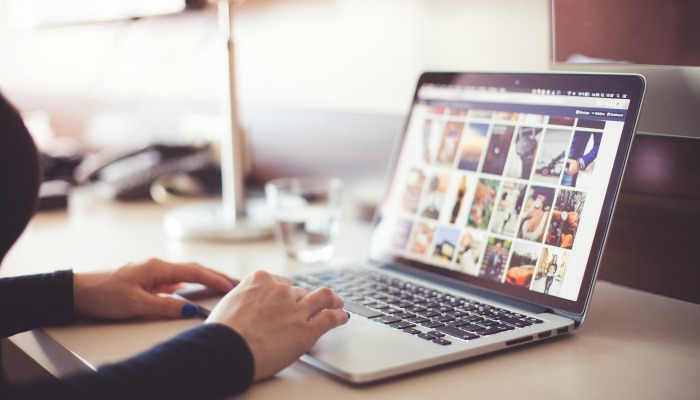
<box><xmin>4</xmin><ymin>191</ymin><xmax>700</xmax><ymax>400</ymax></box>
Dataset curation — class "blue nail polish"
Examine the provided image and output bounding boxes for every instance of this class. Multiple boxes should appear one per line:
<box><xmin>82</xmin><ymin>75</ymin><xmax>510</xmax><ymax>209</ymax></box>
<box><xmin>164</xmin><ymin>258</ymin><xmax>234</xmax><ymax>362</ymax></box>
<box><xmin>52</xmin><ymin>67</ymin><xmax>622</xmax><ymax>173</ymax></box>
<box><xmin>181</xmin><ymin>303</ymin><xmax>199</xmax><ymax>318</ymax></box>
<box><xmin>346</xmin><ymin>312</ymin><xmax>351</xmax><ymax>320</ymax></box>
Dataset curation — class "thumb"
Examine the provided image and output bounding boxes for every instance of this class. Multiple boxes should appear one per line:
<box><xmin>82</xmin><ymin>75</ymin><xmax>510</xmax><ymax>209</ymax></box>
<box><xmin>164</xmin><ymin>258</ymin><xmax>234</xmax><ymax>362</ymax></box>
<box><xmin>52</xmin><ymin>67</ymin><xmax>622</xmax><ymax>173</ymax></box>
<box><xmin>309</xmin><ymin>308</ymin><xmax>349</xmax><ymax>337</ymax></box>
<box><xmin>140</xmin><ymin>294</ymin><xmax>201</xmax><ymax>319</ymax></box>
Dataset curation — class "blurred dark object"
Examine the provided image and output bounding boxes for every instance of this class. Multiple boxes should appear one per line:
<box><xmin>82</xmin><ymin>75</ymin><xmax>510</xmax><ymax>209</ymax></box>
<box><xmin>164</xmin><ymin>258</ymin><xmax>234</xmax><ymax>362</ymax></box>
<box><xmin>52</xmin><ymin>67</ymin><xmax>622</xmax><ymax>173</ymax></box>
<box><xmin>150</xmin><ymin>165</ymin><xmax>222</xmax><ymax>206</ymax></box>
<box><xmin>40</xmin><ymin>152</ymin><xmax>83</xmax><ymax>184</ymax></box>
<box><xmin>74</xmin><ymin>144</ymin><xmax>218</xmax><ymax>201</ymax></box>
<box><xmin>37</xmin><ymin>153</ymin><xmax>83</xmax><ymax>211</ymax></box>
<box><xmin>37</xmin><ymin>180</ymin><xmax>71</xmax><ymax>211</ymax></box>
<box><xmin>600</xmin><ymin>133</ymin><xmax>700</xmax><ymax>304</ymax></box>
<box><xmin>185</xmin><ymin>0</ymin><xmax>209</xmax><ymax>9</ymax></box>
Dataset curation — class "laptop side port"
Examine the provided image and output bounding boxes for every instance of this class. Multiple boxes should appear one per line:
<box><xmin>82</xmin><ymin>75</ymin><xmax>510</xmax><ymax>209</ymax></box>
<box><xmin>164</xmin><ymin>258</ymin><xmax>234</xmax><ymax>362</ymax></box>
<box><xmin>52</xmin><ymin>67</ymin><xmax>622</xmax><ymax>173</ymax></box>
<box><xmin>538</xmin><ymin>331</ymin><xmax>552</xmax><ymax>339</ymax></box>
<box><xmin>506</xmin><ymin>336</ymin><xmax>533</xmax><ymax>346</ymax></box>
<box><xmin>556</xmin><ymin>327</ymin><xmax>569</xmax><ymax>335</ymax></box>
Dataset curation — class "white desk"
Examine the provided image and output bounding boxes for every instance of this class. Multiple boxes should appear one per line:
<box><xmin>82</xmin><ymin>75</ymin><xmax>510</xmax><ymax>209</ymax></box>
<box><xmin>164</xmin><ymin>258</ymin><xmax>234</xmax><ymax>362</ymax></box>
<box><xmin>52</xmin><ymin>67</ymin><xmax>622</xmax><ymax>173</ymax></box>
<box><xmin>4</xmin><ymin>190</ymin><xmax>700</xmax><ymax>399</ymax></box>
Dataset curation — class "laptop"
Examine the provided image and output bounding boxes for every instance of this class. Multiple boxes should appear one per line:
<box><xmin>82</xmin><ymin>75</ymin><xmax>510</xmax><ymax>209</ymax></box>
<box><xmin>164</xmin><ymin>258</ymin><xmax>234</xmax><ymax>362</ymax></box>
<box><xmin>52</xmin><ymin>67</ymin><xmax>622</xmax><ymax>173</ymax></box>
<box><xmin>186</xmin><ymin>71</ymin><xmax>646</xmax><ymax>383</ymax></box>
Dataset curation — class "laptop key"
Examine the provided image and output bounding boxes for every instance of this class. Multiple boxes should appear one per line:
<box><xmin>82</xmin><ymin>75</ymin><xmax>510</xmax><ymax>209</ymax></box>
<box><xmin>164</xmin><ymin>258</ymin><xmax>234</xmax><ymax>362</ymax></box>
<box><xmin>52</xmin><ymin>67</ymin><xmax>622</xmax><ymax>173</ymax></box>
<box><xmin>433</xmin><ymin>306</ymin><xmax>454</xmax><ymax>313</ymax></box>
<box><xmin>417</xmin><ymin>310</ymin><xmax>441</xmax><ymax>318</ymax></box>
<box><xmin>450</xmin><ymin>319</ymin><xmax>472</xmax><ymax>328</ymax></box>
<box><xmin>479</xmin><ymin>324</ymin><xmax>515</xmax><ymax>336</ymax></box>
<box><xmin>459</xmin><ymin>314</ymin><xmax>484</xmax><ymax>323</ymax></box>
<box><xmin>406</xmin><ymin>315</ymin><xmax>429</xmax><ymax>324</ymax></box>
<box><xmin>502</xmin><ymin>317</ymin><xmax>532</xmax><ymax>327</ymax></box>
<box><xmin>422</xmin><ymin>321</ymin><xmax>445</xmax><ymax>329</ymax></box>
<box><xmin>436</xmin><ymin>325</ymin><xmax>480</xmax><ymax>340</ymax></box>
<box><xmin>450</xmin><ymin>311</ymin><xmax>470</xmax><ymax>318</ymax></box>
<box><xmin>460</xmin><ymin>324</ymin><xmax>486</xmax><ymax>332</ymax></box>
<box><xmin>432</xmin><ymin>338</ymin><xmax>452</xmax><ymax>346</ymax></box>
<box><xmin>374</xmin><ymin>315</ymin><xmax>402</xmax><ymax>324</ymax></box>
<box><xmin>436</xmin><ymin>315</ymin><xmax>455</xmax><ymax>323</ymax></box>
<box><xmin>343</xmin><ymin>300</ymin><xmax>384</xmax><ymax>318</ymax></box>
<box><xmin>389</xmin><ymin>321</ymin><xmax>415</xmax><ymax>330</ymax></box>
<box><xmin>417</xmin><ymin>333</ymin><xmax>437</xmax><ymax>340</ymax></box>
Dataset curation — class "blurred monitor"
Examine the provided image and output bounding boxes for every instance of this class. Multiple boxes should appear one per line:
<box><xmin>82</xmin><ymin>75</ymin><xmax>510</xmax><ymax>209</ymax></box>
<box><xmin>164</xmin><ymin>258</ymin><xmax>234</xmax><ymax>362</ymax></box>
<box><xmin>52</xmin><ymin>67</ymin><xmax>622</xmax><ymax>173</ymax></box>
<box><xmin>551</xmin><ymin>0</ymin><xmax>700</xmax><ymax>138</ymax></box>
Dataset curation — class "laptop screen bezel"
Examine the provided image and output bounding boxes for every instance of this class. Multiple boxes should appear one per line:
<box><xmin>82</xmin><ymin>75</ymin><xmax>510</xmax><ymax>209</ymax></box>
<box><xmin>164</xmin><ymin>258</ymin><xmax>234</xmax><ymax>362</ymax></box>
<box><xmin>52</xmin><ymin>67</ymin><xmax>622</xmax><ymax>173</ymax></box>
<box><xmin>368</xmin><ymin>71</ymin><xmax>645</xmax><ymax>317</ymax></box>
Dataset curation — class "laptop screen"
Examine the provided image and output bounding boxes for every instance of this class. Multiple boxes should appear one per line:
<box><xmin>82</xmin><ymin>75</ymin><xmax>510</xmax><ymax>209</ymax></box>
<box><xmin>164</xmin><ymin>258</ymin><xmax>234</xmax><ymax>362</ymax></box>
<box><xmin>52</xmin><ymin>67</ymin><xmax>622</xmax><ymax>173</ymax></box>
<box><xmin>368</xmin><ymin>72</ymin><xmax>645</xmax><ymax>315</ymax></box>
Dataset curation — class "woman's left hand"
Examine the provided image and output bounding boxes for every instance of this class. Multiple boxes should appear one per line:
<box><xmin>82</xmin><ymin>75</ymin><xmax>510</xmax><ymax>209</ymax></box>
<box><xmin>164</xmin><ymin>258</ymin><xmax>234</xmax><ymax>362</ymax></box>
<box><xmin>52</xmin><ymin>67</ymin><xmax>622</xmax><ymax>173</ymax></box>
<box><xmin>73</xmin><ymin>258</ymin><xmax>236</xmax><ymax>320</ymax></box>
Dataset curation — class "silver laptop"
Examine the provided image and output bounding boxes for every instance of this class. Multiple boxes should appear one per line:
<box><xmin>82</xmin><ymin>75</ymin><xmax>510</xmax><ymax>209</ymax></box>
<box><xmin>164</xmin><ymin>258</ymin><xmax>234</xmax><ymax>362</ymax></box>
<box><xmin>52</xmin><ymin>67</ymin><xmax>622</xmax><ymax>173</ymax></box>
<box><xmin>188</xmin><ymin>72</ymin><xmax>646</xmax><ymax>383</ymax></box>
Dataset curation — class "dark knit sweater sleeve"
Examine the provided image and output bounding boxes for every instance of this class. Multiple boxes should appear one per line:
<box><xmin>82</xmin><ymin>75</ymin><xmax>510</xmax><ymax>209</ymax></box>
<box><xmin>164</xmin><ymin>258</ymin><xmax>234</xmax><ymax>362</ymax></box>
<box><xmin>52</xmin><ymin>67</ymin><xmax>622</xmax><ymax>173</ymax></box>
<box><xmin>0</xmin><ymin>270</ymin><xmax>74</xmax><ymax>338</ymax></box>
<box><xmin>0</xmin><ymin>269</ymin><xmax>254</xmax><ymax>399</ymax></box>
<box><xmin>3</xmin><ymin>323</ymin><xmax>255</xmax><ymax>400</ymax></box>
<box><xmin>67</xmin><ymin>323</ymin><xmax>255</xmax><ymax>399</ymax></box>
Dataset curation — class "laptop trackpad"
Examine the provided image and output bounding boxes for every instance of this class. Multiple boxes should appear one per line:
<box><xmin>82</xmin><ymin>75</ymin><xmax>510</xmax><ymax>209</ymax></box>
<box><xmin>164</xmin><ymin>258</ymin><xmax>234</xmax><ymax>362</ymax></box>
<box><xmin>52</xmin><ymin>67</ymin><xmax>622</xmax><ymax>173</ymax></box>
<box><xmin>306</xmin><ymin>317</ymin><xmax>438</xmax><ymax>379</ymax></box>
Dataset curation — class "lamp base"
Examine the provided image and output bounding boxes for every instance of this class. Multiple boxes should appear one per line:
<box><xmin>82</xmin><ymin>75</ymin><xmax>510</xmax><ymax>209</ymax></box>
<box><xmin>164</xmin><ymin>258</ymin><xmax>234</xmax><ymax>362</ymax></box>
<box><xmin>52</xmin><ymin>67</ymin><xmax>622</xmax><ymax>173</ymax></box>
<box><xmin>163</xmin><ymin>198</ymin><xmax>273</xmax><ymax>241</ymax></box>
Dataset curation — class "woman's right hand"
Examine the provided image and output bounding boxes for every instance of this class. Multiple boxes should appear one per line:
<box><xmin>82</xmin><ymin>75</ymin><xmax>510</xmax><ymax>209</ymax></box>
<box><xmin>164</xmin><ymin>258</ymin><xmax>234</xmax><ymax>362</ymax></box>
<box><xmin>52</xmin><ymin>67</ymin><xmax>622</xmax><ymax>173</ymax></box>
<box><xmin>205</xmin><ymin>270</ymin><xmax>348</xmax><ymax>382</ymax></box>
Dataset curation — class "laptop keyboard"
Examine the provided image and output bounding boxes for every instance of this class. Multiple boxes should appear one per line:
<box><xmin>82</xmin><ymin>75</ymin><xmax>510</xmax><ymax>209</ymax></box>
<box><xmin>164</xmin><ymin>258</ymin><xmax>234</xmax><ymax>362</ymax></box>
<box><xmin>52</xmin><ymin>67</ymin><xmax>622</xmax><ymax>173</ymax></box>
<box><xmin>294</xmin><ymin>267</ymin><xmax>543</xmax><ymax>346</ymax></box>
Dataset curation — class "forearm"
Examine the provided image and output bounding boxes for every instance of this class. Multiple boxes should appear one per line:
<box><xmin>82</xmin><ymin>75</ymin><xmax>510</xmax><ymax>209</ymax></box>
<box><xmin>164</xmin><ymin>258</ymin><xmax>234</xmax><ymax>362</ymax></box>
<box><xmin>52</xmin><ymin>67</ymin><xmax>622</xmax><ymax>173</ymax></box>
<box><xmin>580</xmin><ymin>133</ymin><xmax>602</xmax><ymax>169</ymax></box>
<box><xmin>64</xmin><ymin>323</ymin><xmax>254</xmax><ymax>400</ymax></box>
<box><xmin>0</xmin><ymin>270</ymin><xmax>74</xmax><ymax>338</ymax></box>
<box><xmin>3</xmin><ymin>324</ymin><xmax>254</xmax><ymax>400</ymax></box>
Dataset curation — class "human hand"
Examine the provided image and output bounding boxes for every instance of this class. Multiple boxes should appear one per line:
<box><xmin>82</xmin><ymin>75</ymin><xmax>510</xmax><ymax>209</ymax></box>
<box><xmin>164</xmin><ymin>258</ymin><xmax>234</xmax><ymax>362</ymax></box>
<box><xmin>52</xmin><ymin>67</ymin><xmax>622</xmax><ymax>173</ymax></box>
<box><xmin>73</xmin><ymin>258</ymin><xmax>236</xmax><ymax>320</ymax></box>
<box><xmin>565</xmin><ymin>158</ymin><xmax>580</xmax><ymax>175</ymax></box>
<box><xmin>205</xmin><ymin>270</ymin><xmax>348</xmax><ymax>382</ymax></box>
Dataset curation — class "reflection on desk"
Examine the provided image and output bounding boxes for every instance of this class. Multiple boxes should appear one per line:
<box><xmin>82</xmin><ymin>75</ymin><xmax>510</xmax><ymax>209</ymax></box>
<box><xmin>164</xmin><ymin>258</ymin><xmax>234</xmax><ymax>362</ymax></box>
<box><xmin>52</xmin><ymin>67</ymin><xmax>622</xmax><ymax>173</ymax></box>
<box><xmin>3</xmin><ymin>190</ymin><xmax>700</xmax><ymax>400</ymax></box>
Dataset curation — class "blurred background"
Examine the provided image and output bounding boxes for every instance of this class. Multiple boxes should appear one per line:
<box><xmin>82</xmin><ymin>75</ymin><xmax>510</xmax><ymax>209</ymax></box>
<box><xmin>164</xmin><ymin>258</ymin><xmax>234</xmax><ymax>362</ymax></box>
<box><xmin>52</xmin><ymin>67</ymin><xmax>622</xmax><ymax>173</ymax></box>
<box><xmin>0</xmin><ymin>0</ymin><xmax>553</xmax><ymax>186</ymax></box>
<box><xmin>0</xmin><ymin>0</ymin><xmax>698</xmax><ymax>301</ymax></box>
<box><xmin>0</xmin><ymin>0</ymin><xmax>698</xmax><ymax>190</ymax></box>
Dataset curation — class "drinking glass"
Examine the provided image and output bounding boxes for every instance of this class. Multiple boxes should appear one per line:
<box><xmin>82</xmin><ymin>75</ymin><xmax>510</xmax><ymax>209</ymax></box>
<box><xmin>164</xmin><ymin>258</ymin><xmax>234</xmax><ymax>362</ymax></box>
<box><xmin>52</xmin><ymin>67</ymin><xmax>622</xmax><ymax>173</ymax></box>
<box><xmin>265</xmin><ymin>177</ymin><xmax>343</xmax><ymax>263</ymax></box>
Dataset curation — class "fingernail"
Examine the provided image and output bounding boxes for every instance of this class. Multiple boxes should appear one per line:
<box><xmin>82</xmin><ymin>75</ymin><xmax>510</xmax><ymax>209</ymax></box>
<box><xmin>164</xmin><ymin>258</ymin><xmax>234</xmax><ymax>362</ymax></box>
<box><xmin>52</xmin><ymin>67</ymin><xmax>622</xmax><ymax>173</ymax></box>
<box><xmin>181</xmin><ymin>303</ymin><xmax>199</xmax><ymax>318</ymax></box>
<box><xmin>345</xmin><ymin>311</ymin><xmax>351</xmax><ymax>320</ymax></box>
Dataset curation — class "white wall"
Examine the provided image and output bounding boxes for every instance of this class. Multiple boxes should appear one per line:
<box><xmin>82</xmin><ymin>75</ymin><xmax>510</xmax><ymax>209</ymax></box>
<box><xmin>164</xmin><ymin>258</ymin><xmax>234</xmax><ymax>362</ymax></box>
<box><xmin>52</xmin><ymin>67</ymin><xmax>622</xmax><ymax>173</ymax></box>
<box><xmin>234</xmin><ymin>0</ymin><xmax>551</xmax><ymax>115</ymax></box>
<box><xmin>0</xmin><ymin>0</ymin><xmax>551</xmax><ymax>142</ymax></box>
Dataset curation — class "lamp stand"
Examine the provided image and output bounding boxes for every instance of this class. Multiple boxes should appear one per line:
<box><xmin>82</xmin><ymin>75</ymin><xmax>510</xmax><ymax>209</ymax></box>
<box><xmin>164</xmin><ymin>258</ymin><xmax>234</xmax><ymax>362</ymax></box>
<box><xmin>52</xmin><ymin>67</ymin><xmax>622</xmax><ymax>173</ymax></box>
<box><xmin>163</xmin><ymin>0</ymin><xmax>272</xmax><ymax>240</ymax></box>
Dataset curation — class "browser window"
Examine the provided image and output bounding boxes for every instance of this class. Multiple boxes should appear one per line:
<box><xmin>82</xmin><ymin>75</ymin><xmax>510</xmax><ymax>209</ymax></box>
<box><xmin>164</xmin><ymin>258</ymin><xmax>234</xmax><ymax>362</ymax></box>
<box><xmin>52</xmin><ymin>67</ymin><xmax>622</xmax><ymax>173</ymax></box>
<box><xmin>372</xmin><ymin>80</ymin><xmax>633</xmax><ymax>302</ymax></box>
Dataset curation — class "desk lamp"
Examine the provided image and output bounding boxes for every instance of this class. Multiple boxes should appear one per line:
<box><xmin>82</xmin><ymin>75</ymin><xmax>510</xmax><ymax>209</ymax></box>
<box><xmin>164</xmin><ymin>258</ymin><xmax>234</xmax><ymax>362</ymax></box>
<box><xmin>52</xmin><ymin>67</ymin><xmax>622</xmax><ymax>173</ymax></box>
<box><xmin>7</xmin><ymin>0</ymin><xmax>271</xmax><ymax>240</ymax></box>
<box><xmin>163</xmin><ymin>0</ymin><xmax>273</xmax><ymax>240</ymax></box>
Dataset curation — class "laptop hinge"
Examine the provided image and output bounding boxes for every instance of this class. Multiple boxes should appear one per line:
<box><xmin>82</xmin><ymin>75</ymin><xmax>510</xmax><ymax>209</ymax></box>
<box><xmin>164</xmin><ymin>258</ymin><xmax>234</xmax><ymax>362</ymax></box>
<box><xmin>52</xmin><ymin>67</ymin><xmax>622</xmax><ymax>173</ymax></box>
<box><xmin>551</xmin><ymin>309</ymin><xmax>584</xmax><ymax>327</ymax></box>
